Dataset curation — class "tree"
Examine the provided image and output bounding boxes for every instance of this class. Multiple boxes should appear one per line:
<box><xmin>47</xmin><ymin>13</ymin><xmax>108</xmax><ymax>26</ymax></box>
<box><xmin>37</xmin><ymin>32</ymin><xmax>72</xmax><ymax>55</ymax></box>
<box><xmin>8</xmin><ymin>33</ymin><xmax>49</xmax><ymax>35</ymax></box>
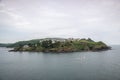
<box><xmin>52</xmin><ymin>41</ymin><xmax>61</xmax><ymax>48</ymax></box>
<box><xmin>41</xmin><ymin>40</ymin><xmax>52</xmax><ymax>48</ymax></box>
<box><xmin>87</xmin><ymin>38</ymin><xmax>94</xmax><ymax>42</ymax></box>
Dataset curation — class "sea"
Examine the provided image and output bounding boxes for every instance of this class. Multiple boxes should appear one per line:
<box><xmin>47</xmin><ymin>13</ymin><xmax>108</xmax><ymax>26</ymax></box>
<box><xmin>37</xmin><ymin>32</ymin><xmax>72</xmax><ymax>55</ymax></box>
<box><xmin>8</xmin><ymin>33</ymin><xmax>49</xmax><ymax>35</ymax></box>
<box><xmin>0</xmin><ymin>45</ymin><xmax>120</xmax><ymax>80</ymax></box>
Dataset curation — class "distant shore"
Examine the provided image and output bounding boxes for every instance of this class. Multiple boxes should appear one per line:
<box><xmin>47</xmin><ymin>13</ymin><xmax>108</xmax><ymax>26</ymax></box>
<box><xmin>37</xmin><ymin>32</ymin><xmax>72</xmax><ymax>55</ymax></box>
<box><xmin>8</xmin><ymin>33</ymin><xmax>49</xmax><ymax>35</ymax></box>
<box><xmin>7</xmin><ymin>38</ymin><xmax>111</xmax><ymax>53</ymax></box>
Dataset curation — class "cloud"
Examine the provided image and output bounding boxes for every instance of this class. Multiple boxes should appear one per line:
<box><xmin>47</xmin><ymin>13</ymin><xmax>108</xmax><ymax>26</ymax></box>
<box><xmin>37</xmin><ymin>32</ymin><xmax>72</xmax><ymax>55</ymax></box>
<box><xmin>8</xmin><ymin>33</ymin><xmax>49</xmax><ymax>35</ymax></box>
<box><xmin>0</xmin><ymin>3</ymin><xmax>32</xmax><ymax>31</ymax></box>
<box><xmin>0</xmin><ymin>0</ymin><xmax>120</xmax><ymax>44</ymax></box>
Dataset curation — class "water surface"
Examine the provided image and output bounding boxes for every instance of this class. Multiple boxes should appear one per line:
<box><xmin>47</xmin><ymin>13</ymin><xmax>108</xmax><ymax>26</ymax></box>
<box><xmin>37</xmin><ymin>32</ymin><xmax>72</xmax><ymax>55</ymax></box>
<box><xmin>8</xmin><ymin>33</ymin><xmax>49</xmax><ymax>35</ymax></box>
<box><xmin>0</xmin><ymin>45</ymin><xmax>120</xmax><ymax>80</ymax></box>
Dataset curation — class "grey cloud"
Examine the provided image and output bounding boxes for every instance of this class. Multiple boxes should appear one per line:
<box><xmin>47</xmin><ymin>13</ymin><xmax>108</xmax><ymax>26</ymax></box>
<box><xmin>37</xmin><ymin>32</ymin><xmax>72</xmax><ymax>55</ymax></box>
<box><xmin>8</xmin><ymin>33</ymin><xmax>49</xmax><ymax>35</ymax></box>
<box><xmin>0</xmin><ymin>0</ymin><xmax>120</xmax><ymax>44</ymax></box>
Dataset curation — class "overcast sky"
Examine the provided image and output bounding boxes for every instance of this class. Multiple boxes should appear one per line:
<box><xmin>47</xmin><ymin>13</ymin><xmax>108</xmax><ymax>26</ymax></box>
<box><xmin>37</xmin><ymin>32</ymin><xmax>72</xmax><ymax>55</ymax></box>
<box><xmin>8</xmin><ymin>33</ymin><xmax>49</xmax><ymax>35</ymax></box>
<box><xmin>0</xmin><ymin>0</ymin><xmax>120</xmax><ymax>44</ymax></box>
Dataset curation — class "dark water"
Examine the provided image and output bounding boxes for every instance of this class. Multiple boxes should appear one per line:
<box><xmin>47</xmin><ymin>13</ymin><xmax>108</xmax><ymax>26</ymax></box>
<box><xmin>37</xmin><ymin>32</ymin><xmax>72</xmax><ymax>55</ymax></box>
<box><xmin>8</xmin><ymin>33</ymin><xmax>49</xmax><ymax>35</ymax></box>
<box><xmin>0</xmin><ymin>45</ymin><xmax>120</xmax><ymax>80</ymax></box>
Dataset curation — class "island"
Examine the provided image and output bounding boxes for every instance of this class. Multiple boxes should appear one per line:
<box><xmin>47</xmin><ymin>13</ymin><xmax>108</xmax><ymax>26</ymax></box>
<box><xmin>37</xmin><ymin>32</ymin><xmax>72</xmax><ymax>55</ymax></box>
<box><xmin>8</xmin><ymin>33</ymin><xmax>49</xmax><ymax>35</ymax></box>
<box><xmin>7</xmin><ymin>38</ymin><xmax>111</xmax><ymax>52</ymax></box>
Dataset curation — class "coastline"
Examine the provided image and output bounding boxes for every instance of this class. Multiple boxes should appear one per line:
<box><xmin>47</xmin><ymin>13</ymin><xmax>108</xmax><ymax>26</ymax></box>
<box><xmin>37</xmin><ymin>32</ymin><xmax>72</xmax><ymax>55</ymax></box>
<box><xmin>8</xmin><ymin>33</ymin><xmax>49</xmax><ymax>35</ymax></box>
<box><xmin>8</xmin><ymin>38</ymin><xmax>111</xmax><ymax>53</ymax></box>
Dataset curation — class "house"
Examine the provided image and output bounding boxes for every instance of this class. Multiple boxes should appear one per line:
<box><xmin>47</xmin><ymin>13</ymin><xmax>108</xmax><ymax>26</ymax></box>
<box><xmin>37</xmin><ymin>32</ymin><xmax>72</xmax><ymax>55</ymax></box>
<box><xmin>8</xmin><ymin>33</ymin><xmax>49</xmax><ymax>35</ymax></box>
<box><xmin>23</xmin><ymin>45</ymin><xmax>29</xmax><ymax>48</ymax></box>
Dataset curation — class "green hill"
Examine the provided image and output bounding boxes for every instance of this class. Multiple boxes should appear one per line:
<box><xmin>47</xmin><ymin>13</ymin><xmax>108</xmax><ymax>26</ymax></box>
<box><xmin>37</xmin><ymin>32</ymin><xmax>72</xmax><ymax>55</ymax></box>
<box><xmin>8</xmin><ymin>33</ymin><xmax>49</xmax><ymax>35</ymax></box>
<box><xmin>0</xmin><ymin>43</ymin><xmax>12</xmax><ymax>47</ymax></box>
<box><xmin>9</xmin><ymin>38</ymin><xmax>111</xmax><ymax>52</ymax></box>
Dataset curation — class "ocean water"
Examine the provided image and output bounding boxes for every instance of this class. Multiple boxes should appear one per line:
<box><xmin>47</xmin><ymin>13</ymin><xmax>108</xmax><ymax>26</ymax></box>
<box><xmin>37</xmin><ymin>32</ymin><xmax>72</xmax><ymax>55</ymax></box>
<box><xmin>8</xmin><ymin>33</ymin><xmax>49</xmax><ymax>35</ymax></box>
<box><xmin>0</xmin><ymin>45</ymin><xmax>120</xmax><ymax>80</ymax></box>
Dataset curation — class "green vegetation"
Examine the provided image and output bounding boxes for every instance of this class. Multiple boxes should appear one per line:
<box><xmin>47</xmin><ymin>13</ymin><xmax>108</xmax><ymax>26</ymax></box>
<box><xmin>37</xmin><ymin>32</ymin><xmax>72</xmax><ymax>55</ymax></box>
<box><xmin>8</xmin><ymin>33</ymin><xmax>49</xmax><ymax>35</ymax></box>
<box><xmin>0</xmin><ymin>43</ymin><xmax>12</xmax><ymax>47</ymax></box>
<box><xmin>9</xmin><ymin>38</ymin><xmax>111</xmax><ymax>52</ymax></box>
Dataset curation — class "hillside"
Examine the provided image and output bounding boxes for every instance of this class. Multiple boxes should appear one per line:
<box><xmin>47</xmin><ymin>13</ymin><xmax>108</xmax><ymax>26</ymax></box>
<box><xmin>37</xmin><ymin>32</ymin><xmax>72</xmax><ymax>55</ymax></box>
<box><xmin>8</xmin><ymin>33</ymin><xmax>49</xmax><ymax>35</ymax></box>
<box><xmin>7</xmin><ymin>38</ymin><xmax>66</xmax><ymax>47</ymax></box>
<box><xmin>9</xmin><ymin>38</ymin><xmax>111</xmax><ymax>52</ymax></box>
<box><xmin>0</xmin><ymin>43</ymin><xmax>12</xmax><ymax>47</ymax></box>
